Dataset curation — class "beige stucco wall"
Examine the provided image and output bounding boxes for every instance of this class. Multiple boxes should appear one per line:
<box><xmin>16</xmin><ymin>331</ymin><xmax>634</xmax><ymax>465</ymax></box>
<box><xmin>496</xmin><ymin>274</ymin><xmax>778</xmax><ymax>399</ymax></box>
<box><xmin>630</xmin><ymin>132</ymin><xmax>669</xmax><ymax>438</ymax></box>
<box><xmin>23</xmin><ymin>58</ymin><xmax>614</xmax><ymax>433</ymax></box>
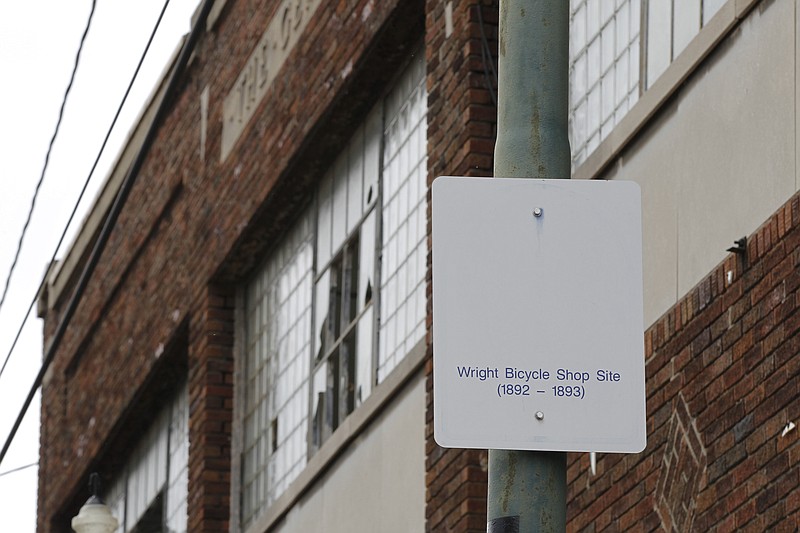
<box><xmin>271</xmin><ymin>373</ymin><xmax>425</xmax><ymax>533</ymax></box>
<box><xmin>599</xmin><ymin>0</ymin><xmax>798</xmax><ymax>327</ymax></box>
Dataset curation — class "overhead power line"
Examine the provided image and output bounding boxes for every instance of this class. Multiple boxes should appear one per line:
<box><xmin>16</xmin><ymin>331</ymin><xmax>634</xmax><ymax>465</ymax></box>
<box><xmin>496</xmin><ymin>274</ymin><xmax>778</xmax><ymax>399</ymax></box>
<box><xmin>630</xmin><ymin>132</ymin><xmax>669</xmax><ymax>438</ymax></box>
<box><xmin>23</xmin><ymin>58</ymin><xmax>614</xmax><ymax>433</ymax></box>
<box><xmin>0</xmin><ymin>461</ymin><xmax>38</xmax><ymax>478</ymax></box>
<box><xmin>0</xmin><ymin>0</ymin><xmax>98</xmax><ymax>319</ymax></box>
<box><xmin>475</xmin><ymin>4</ymin><xmax>498</xmax><ymax>109</ymax></box>
<box><xmin>0</xmin><ymin>0</ymin><xmax>173</xmax><ymax>384</ymax></box>
<box><xmin>0</xmin><ymin>0</ymin><xmax>217</xmax><ymax>471</ymax></box>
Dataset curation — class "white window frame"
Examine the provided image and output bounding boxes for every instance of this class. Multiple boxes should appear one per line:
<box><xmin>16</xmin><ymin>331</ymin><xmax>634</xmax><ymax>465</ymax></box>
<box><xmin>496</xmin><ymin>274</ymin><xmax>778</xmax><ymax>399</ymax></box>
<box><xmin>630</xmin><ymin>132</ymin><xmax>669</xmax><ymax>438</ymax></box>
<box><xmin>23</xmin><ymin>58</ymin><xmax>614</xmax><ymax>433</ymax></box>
<box><xmin>569</xmin><ymin>0</ymin><xmax>730</xmax><ymax>170</ymax></box>
<box><xmin>105</xmin><ymin>382</ymin><xmax>189</xmax><ymax>533</ymax></box>
<box><xmin>236</xmin><ymin>48</ymin><xmax>427</xmax><ymax>532</ymax></box>
<box><xmin>569</xmin><ymin>0</ymin><xmax>642</xmax><ymax>167</ymax></box>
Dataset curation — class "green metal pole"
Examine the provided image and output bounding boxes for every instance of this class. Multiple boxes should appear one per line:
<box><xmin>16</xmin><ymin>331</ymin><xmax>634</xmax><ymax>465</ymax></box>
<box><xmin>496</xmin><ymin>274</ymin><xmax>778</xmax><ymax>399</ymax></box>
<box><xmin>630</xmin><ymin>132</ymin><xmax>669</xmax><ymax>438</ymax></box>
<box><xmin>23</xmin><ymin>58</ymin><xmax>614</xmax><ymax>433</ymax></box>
<box><xmin>488</xmin><ymin>1</ymin><xmax>569</xmax><ymax>531</ymax></box>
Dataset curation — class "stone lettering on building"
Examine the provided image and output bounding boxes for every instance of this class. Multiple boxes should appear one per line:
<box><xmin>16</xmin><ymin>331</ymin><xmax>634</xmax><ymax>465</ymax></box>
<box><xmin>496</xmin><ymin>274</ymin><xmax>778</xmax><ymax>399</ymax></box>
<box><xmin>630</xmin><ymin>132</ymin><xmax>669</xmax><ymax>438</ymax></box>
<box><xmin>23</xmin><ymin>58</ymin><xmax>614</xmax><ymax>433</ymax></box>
<box><xmin>221</xmin><ymin>0</ymin><xmax>322</xmax><ymax>160</ymax></box>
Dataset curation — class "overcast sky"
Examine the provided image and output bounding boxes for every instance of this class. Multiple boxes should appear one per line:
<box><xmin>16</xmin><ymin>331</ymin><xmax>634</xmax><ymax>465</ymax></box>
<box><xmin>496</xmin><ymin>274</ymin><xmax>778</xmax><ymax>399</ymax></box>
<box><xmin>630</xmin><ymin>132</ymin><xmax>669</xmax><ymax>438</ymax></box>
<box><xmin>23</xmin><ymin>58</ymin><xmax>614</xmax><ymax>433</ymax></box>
<box><xmin>0</xmin><ymin>0</ymin><xmax>200</xmax><ymax>529</ymax></box>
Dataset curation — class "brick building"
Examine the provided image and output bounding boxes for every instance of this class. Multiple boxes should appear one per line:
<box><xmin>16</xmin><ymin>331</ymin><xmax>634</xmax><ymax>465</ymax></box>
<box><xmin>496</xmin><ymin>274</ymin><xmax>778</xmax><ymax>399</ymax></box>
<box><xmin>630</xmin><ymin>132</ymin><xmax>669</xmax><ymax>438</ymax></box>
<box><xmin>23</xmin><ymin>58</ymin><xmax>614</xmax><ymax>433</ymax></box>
<box><xmin>37</xmin><ymin>0</ymin><xmax>797</xmax><ymax>531</ymax></box>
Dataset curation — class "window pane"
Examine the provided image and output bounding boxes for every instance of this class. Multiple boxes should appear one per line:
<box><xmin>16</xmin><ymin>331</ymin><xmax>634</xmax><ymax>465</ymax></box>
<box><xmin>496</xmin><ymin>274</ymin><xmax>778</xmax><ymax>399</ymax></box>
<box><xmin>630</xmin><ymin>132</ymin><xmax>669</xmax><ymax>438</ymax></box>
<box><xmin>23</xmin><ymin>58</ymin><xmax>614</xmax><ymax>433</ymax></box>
<box><xmin>571</xmin><ymin>53</ymin><xmax>587</xmax><ymax>109</ymax></box>
<box><xmin>359</xmin><ymin>210</ymin><xmax>376</xmax><ymax>312</ymax></box>
<box><xmin>332</xmin><ymin>157</ymin><xmax>348</xmax><ymax>254</ymax></box>
<box><xmin>241</xmin><ymin>48</ymin><xmax>427</xmax><ymax>525</ymax></box>
<box><xmin>703</xmin><ymin>0</ymin><xmax>725</xmax><ymax>25</ymax></box>
<box><xmin>377</xmin><ymin>47</ymin><xmax>427</xmax><ymax>382</ymax></box>
<box><xmin>587</xmin><ymin>0</ymin><xmax>600</xmax><ymax>37</ymax></box>
<box><xmin>327</xmin><ymin>350</ymin><xmax>340</xmax><ymax>430</ymax></box>
<box><xmin>105</xmin><ymin>384</ymin><xmax>189</xmax><ymax>533</ymax></box>
<box><xmin>601</xmin><ymin>18</ymin><xmax>614</xmax><ymax>74</ymax></box>
<box><xmin>601</xmin><ymin>0</ymin><xmax>615</xmax><ymax>20</ymax></box>
<box><xmin>572</xmin><ymin>0</ymin><xmax>641</xmax><ymax>169</ymax></box>
<box><xmin>615</xmin><ymin>49</ymin><xmax>628</xmax><ymax>104</ymax></box>
<box><xmin>356</xmin><ymin>306</ymin><xmax>374</xmax><ymax>405</ymax></box>
<box><xmin>339</xmin><ymin>329</ymin><xmax>357</xmax><ymax>417</ymax></box>
<box><xmin>572</xmin><ymin>99</ymin><xmax>587</xmax><ymax>152</ymax></box>
<box><xmin>587</xmin><ymin>83</ymin><xmax>601</xmax><ymax>137</ymax></box>
<box><xmin>629</xmin><ymin>33</ymin><xmax>640</xmax><ymax>92</ymax></box>
<box><xmin>587</xmin><ymin>37</ymin><xmax>601</xmax><ymax>88</ymax></box>
<box><xmin>674</xmin><ymin>0</ymin><xmax>701</xmax><ymax>58</ymax></box>
<box><xmin>310</xmin><ymin>364</ymin><xmax>328</xmax><ymax>451</ymax></box>
<box><xmin>630</xmin><ymin>0</ymin><xmax>640</xmax><ymax>38</ymax></box>
<box><xmin>571</xmin><ymin>4</ymin><xmax>587</xmax><ymax>56</ymax></box>
<box><xmin>347</xmin><ymin>125</ymin><xmax>364</xmax><ymax>233</ymax></box>
<box><xmin>615</xmin><ymin>94</ymin><xmax>629</xmax><ymax>123</ymax></box>
<box><xmin>314</xmin><ymin>269</ymin><xmax>330</xmax><ymax>359</ymax></box>
<box><xmin>587</xmin><ymin>131</ymin><xmax>600</xmax><ymax>154</ymax></box>
<box><xmin>379</xmin><ymin>50</ymin><xmax>426</xmax><ymax>382</ymax></box>
<box><xmin>616</xmin><ymin>3</ymin><xmax>629</xmax><ymax>56</ymax></box>
<box><xmin>317</xmin><ymin>173</ymin><xmax>333</xmax><ymax>268</ymax></box>
<box><xmin>646</xmin><ymin>0</ymin><xmax>672</xmax><ymax>87</ymax></box>
<box><xmin>364</xmin><ymin>105</ymin><xmax>381</xmax><ymax>210</ymax></box>
<box><xmin>341</xmin><ymin>237</ymin><xmax>359</xmax><ymax>327</ymax></box>
<box><xmin>602</xmin><ymin>74</ymin><xmax>615</xmax><ymax>123</ymax></box>
<box><xmin>242</xmin><ymin>212</ymin><xmax>312</xmax><ymax>527</ymax></box>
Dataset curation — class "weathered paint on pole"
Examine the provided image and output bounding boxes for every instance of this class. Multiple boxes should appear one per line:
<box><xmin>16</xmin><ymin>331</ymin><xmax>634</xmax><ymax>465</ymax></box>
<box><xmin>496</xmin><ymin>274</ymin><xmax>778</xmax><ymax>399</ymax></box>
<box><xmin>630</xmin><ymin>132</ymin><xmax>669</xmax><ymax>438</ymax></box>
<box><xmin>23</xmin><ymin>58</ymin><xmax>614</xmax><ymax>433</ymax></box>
<box><xmin>488</xmin><ymin>0</ymin><xmax>570</xmax><ymax>531</ymax></box>
<box><xmin>494</xmin><ymin>0</ymin><xmax>570</xmax><ymax>179</ymax></box>
<box><xmin>487</xmin><ymin>450</ymin><xmax>566</xmax><ymax>531</ymax></box>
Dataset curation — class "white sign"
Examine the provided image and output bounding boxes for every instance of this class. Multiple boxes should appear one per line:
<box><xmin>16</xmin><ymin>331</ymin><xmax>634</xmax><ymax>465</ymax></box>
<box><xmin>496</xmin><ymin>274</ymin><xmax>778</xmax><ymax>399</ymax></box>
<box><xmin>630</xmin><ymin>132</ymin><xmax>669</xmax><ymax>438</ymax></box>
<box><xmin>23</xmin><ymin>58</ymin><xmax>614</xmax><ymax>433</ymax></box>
<box><xmin>432</xmin><ymin>177</ymin><xmax>646</xmax><ymax>453</ymax></box>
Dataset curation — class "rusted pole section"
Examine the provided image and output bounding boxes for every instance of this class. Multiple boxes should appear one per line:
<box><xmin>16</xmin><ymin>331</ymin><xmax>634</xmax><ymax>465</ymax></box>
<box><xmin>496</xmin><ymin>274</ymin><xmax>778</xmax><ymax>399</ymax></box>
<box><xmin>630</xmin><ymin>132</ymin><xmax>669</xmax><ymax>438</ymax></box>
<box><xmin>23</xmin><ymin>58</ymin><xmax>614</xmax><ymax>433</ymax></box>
<box><xmin>488</xmin><ymin>0</ymin><xmax>569</xmax><ymax>531</ymax></box>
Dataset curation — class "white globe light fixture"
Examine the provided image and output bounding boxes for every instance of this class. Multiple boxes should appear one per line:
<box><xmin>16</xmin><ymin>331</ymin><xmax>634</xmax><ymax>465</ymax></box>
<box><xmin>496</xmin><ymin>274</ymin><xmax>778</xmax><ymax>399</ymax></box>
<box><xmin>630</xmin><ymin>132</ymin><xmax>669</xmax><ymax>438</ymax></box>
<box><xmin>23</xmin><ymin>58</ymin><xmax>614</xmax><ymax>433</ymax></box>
<box><xmin>71</xmin><ymin>473</ymin><xmax>119</xmax><ymax>533</ymax></box>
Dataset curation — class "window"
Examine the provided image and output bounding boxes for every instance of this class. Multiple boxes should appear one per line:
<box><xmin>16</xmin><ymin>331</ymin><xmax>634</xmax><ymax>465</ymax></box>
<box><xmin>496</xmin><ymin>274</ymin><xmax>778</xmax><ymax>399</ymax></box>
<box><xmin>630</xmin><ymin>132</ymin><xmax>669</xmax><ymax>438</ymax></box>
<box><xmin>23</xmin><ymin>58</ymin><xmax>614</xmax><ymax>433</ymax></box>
<box><xmin>644</xmin><ymin>0</ymin><xmax>725</xmax><ymax>87</ymax></box>
<box><xmin>105</xmin><ymin>383</ymin><xmax>189</xmax><ymax>533</ymax></box>
<box><xmin>569</xmin><ymin>0</ymin><xmax>727</xmax><ymax>167</ymax></box>
<box><xmin>240</xmin><ymin>50</ymin><xmax>427</xmax><ymax>529</ymax></box>
<box><xmin>241</xmin><ymin>212</ymin><xmax>313</xmax><ymax>525</ymax></box>
<box><xmin>309</xmin><ymin>103</ymin><xmax>382</xmax><ymax>452</ymax></box>
<box><xmin>569</xmin><ymin>0</ymin><xmax>641</xmax><ymax>167</ymax></box>
<box><xmin>378</xmin><ymin>54</ymin><xmax>427</xmax><ymax>382</ymax></box>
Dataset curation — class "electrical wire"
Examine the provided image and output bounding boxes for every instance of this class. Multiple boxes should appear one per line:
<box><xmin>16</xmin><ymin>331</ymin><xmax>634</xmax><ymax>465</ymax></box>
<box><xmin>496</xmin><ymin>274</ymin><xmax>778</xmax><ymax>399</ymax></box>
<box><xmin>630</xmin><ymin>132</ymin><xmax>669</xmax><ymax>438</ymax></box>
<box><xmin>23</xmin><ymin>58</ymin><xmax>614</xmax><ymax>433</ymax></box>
<box><xmin>0</xmin><ymin>0</ymin><xmax>217</xmax><ymax>471</ymax></box>
<box><xmin>476</xmin><ymin>4</ymin><xmax>498</xmax><ymax>109</ymax></box>
<box><xmin>0</xmin><ymin>0</ymin><xmax>98</xmax><ymax>320</ymax></box>
<box><xmin>0</xmin><ymin>0</ymin><xmax>173</xmax><ymax>384</ymax></box>
<box><xmin>0</xmin><ymin>461</ymin><xmax>37</xmax><ymax>478</ymax></box>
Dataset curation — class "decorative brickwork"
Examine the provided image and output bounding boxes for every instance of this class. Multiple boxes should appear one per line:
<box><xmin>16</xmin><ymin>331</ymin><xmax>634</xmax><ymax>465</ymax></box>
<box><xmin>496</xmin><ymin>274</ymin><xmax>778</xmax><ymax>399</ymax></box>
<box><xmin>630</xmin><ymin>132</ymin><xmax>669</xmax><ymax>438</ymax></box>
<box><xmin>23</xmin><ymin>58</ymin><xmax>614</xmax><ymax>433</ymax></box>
<box><xmin>565</xmin><ymin>194</ymin><xmax>800</xmax><ymax>531</ymax></box>
<box><xmin>654</xmin><ymin>394</ymin><xmax>706</xmax><ymax>531</ymax></box>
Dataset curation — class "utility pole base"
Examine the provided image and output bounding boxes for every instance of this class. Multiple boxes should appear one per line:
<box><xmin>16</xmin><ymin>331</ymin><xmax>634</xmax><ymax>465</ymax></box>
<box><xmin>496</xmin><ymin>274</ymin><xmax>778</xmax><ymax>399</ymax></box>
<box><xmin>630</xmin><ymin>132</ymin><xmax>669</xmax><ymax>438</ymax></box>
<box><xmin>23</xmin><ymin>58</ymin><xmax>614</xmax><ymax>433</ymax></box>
<box><xmin>487</xmin><ymin>450</ymin><xmax>567</xmax><ymax>532</ymax></box>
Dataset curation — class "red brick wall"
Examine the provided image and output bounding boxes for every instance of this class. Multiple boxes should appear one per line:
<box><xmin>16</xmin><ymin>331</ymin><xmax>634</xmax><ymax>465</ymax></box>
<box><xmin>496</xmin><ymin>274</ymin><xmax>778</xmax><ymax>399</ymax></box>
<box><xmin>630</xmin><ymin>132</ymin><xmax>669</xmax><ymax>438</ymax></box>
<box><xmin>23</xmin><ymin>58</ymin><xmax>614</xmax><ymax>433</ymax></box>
<box><xmin>422</xmin><ymin>4</ymin><xmax>798</xmax><ymax>527</ymax></box>
<box><xmin>566</xmin><ymin>195</ymin><xmax>800</xmax><ymax>532</ymax></box>
<box><xmin>37</xmin><ymin>0</ymin><xmax>799</xmax><ymax>530</ymax></box>
<box><xmin>187</xmin><ymin>284</ymin><xmax>235</xmax><ymax>532</ymax></box>
<box><xmin>425</xmin><ymin>1</ymin><xmax>498</xmax><ymax>532</ymax></box>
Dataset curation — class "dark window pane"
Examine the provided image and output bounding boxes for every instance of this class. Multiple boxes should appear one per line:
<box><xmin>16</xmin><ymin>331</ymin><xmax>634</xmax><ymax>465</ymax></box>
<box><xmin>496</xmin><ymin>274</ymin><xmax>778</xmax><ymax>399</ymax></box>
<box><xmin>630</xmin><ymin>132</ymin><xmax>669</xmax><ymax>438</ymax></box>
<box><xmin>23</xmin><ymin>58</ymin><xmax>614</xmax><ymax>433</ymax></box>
<box><xmin>341</xmin><ymin>236</ymin><xmax>360</xmax><ymax>327</ymax></box>
<box><xmin>339</xmin><ymin>330</ymin><xmax>357</xmax><ymax>418</ymax></box>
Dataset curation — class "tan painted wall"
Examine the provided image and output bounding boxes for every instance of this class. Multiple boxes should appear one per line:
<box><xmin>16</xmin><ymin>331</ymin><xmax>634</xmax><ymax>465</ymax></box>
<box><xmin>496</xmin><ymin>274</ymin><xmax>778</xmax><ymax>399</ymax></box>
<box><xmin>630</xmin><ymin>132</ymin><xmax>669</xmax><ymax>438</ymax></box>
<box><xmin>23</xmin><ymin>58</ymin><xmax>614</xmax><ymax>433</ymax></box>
<box><xmin>601</xmin><ymin>0</ymin><xmax>798</xmax><ymax>327</ymax></box>
<box><xmin>272</xmin><ymin>374</ymin><xmax>426</xmax><ymax>533</ymax></box>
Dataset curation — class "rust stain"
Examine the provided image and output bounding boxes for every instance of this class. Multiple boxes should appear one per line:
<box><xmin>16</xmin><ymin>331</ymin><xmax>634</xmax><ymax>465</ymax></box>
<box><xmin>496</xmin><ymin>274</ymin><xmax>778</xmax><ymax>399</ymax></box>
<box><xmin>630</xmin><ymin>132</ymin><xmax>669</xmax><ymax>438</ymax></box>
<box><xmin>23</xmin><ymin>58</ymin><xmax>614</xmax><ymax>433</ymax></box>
<box><xmin>500</xmin><ymin>452</ymin><xmax>517</xmax><ymax>513</ymax></box>
<box><xmin>499</xmin><ymin>2</ymin><xmax>507</xmax><ymax>57</ymax></box>
<box><xmin>531</xmin><ymin>91</ymin><xmax>544</xmax><ymax>177</ymax></box>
